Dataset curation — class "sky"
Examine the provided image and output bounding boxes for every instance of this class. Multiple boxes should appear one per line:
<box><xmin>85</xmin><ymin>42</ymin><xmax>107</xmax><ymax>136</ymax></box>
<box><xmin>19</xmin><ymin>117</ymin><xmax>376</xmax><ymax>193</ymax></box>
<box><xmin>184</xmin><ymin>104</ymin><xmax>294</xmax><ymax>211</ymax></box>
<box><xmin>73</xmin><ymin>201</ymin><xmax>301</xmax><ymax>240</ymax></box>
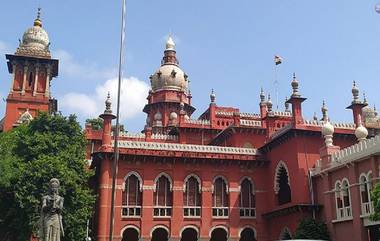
<box><xmin>1</xmin><ymin>1</ymin><xmax>380</xmax><ymax>132</ymax></box>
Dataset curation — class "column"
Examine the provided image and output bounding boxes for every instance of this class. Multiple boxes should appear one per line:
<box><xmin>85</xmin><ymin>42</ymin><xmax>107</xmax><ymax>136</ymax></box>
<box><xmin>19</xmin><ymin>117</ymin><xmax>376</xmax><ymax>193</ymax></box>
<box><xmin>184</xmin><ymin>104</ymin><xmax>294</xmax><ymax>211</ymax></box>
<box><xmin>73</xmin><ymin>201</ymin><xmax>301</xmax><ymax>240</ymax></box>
<box><xmin>228</xmin><ymin>182</ymin><xmax>240</xmax><ymax>239</ymax></box>
<box><xmin>200</xmin><ymin>181</ymin><xmax>212</xmax><ymax>238</ymax></box>
<box><xmin>10</xmin><ymin>61</ymin><xmax>16</xmax><ymax>93</ymax></box>
<box><xmin>45</xmin><ymin>64</ymin><xmax>51</xmax><ymax>97</ymax></box>
<box><xmin>21</xmin><ymin>63</ymin><xmax>28</xmax><ymax>95</ymax></box>
<box><xmin>33</xmin><ymin>64</ymin><xmax>39</xmax><ymax>96</ymax></box>
<box><xmin>171</xmin><ymin>171</ymin><xmax>184</xmax><ymax>239</ymax></box>
<box><xmin>97</xmin><ymin>157</ymin><xmax>111</xmax><ymax>241</ymax></box>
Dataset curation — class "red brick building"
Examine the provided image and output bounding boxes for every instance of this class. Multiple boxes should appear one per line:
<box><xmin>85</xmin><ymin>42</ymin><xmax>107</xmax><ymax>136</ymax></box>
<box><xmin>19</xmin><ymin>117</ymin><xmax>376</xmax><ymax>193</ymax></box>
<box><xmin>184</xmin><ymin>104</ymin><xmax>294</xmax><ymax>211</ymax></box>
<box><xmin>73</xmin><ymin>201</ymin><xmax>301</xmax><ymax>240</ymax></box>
<box><xmin>3</xmin><ymin>12</ymin><xmax>380</xmax><ymax>241</ymax></box>
<box><xmin>0</xmin><ymin>10</ymin><xmax>58</xmax><ymax>132</ymax></box>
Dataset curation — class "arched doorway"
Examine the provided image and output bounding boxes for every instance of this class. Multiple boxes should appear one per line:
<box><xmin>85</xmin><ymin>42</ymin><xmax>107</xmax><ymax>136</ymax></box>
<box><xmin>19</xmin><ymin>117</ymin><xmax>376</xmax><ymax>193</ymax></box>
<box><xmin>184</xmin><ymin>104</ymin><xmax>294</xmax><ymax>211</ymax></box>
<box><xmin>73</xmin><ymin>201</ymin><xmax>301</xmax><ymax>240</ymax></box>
<box><xmin>151</xmin><ymin>227</ymin><xmax>169</xmax><ymax>241</ymax></box>
<box><xmin>181</xmin><ymin>227</ymin><xmax>198</xmax><ymax>241</ymax></box>
<box><xmin>240</xmin><ymin>228</ymin><xmax>256</xmax><ymax>241</ymax></box>
<box><xmin>122</xmin><ymin>227</ymin><xmax>139</xmax><ymax>241</ymax></box>
<box><xmin>210</xmin><ymin>228</ymin><xmax>228</xmax><ymax>241</ymax></box>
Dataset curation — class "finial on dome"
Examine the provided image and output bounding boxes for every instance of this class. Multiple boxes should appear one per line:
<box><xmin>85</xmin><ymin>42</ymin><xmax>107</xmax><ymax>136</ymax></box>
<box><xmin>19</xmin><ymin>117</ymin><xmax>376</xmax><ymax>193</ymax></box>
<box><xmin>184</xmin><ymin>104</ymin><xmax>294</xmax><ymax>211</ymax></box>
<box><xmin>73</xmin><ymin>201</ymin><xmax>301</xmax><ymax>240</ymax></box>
<box><xmin>210</xmin><ymin>89</ymin><xmax>216</xmax><ymax>104</ymax></box>
<box><xmin>355</xmin><ymin>114</ymin><xmax>368</xmax><ymax>142</ymax></box>
<box><xmin>34</xmin><ymin>7</ymin><xmax>42</xmax><ymax>27</ymax></box>
<box><xmin>260</xmin><ymin>87</ymin><xmax>266</xmax><ymax>103</ymax></box>
<box><xmin>166</xmin><ymin>35</ymin><xmax>175</xmax><ymax>51</ymax></box>
<box><xmin>285</xmin><ymin>97</ymin><xmax>290</xmax><ymax>112</ymax></box>
<box><xmin>291</xmin><ymin>72</ymin><xmax>300</xmax><ymax>97</ymax></box>
<box><xmin>321</xmin><ymin>100</ymin><xmax>328</xmax><ymax>121</ymax></box>
<box><xmin>267</xmin><ymin>94</ymin><xmax>273</xmax><ymax>112</ymax></box>
<box><xmin>313</xmin><ymin>112</ymin><xmax>318</xmax><ymax>121</ymax></box>
<box><xmin>104</xmin><ymin>92</ymin><xmax>112</xmax><ymax>114</ymax></box>
<box><xmin>363</xmin><ymin>92</ymin><xmax>367</xmax><ymax>104</ymax></box>
<box><xmin>351</xmin><ymin>81</ymin><xmax>360</xmax><ymax>104</ymax></box>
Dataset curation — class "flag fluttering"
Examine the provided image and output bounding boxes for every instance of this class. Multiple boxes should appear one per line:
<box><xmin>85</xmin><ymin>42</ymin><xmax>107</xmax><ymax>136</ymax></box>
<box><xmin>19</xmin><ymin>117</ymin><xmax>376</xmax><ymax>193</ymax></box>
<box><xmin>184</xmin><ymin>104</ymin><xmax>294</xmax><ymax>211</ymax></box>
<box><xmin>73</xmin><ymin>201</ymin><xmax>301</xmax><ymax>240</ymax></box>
<box><xmin>274</xmin><ymin>55</ymin><xmax>283</xmax><ymax>65</ymax></box>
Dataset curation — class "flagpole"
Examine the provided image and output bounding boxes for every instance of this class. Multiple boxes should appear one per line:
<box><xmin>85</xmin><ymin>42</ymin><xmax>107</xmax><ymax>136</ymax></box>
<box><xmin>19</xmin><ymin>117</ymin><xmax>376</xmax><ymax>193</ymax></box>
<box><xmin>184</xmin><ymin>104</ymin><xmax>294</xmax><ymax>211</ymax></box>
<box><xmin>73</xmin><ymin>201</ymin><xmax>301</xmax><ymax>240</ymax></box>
<box><xmin>109</xmin><ymin>0</ymin><xmax>126</xmax><ymax>240</ymax></box>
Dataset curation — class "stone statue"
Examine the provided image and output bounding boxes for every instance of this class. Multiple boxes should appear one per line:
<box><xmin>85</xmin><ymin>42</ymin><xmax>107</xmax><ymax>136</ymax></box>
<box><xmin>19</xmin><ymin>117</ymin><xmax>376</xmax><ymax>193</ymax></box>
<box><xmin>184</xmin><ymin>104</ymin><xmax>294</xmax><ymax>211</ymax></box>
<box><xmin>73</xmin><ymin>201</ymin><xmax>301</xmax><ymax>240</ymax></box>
<box><xmin>38</xmin><ymin>178</ymin><xmax>64</xmax><ymax>241</ymax></box>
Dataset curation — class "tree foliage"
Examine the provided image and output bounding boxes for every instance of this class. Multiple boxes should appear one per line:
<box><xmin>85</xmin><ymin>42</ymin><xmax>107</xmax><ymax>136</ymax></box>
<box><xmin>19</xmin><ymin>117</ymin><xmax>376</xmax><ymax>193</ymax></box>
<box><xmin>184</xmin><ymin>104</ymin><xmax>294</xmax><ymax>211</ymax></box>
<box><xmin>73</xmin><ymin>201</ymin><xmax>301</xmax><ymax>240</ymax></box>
<box><xmin>0</xmin><ymin>113</ymin><xmax>95</xmax><ymax>241</ymax></box>
<box><xmin>293</xmin><ymin>217</ymin><xmax>330</xmax><ymax>240</ymax></box>
<box><xmin>85</xmin><ymin>118</ymin><xmax>104</xmax><ymax>130</ymax></box>
<box><xmin>371</xmin><ymin>182</ymin><xmax>380</xmax><ymax>221</ymax></box>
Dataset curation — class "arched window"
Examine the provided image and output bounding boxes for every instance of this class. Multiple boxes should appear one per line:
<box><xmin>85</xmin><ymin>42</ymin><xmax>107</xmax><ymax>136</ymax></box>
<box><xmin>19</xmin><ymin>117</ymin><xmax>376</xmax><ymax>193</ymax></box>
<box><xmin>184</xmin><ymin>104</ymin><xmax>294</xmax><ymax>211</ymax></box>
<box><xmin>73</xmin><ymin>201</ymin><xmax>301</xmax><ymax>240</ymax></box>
<box><xmin>183</xmin><ymin>175</ymin><xmax>201</xmax><ymax>217</ymax></box>
<box><xmin>122</xmin><ymin>172</ymin><xmax>142</xmax><ymax>217</ymax></box>
<box><xmin>212</xmin><ymin>176</ymin><xmax>229</xmax><ymax>217</ymax></box>
<box><xmin>154</xmin><ymin>173</ymin><xmax>172</xmax><ymax>217</ymax></box>
<box><xmin>275</xmin><ymin>162</ymin><xmax>291</xmax><ymax>205</ymax></box>
<box><xmin>335</xmin><ymin>179</ymin><xmax>352</xmax><ymax>219</ymax></box>
<box><xmin>239</xmin><ymin>178</ymin><xmax>255</xmax><ymax>217</ymax></box>
<box><xmin>360</xmin><ymin>173</ymin><xmax>373</xmax><ymax>216</ymax></box>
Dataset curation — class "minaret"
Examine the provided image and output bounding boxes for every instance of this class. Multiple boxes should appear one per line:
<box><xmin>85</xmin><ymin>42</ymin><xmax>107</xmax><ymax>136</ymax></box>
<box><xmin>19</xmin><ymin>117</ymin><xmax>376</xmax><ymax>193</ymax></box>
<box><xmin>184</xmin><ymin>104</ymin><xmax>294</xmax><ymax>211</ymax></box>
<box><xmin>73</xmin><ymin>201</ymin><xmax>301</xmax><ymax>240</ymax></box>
<box><xmin>143</xmin><ymin>35</ymin><xmax>195</xmax><ymax>131</ymax></box>
<box><xmin>346</xmin><ymin>81</ymin><xmax>367</xmax><ymax>127</ymax></box>
<box><xmin>286</xmin><ymin>73</ymin><xmax>306</xmax><ymax>127</ymax></box>
<box><xmin>2</xmin><ymin>9</ymin><xmax>59</xmax><ymax>131</ymax></box>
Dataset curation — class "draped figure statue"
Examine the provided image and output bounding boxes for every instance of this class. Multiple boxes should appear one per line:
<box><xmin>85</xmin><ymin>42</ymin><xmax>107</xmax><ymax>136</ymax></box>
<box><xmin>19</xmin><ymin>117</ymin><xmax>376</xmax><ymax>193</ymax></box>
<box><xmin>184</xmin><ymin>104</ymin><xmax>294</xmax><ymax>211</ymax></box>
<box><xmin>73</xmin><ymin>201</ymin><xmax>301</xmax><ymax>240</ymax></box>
<box><xmin>38</xmin><ymin>178</ymin><xmax>64</xmax><ymax>241</ymax></box>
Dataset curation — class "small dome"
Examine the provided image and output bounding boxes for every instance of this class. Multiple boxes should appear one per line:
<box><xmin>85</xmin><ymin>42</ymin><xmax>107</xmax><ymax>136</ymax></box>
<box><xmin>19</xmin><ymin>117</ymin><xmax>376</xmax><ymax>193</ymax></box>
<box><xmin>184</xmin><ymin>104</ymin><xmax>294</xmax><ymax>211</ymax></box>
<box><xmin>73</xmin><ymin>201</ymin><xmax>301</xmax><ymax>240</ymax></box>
<box><xmin>16</xmin><ymin>10</ymin><xmax>50</xmax><ymax>58</ymax></box>
<box><xmin>169</xmin><ymin>112</ymin><xmax>178</xmax><ymax>120</ymax></box>
<box><xmin>322</xmin><ymin>121</ymin><xmax>334</xmax><ymax>136</ymax></box>
<box><xmin>150</xmin><ymin>65</ymin><xmax>188</xmax><ymax>92</ymax></box>
<box><xmin>355</xmin><ymin>124</ymin><xmax>368</xmax><ymax>141</ymax></box>
<box><xmin>154</xmin><ymin>112</ymin><xmax>162</xmax><ymax>120</ymax></box>
<box><xmin>184</xmin><ymin>114</ymin><xmax>190</xmax><ymax>120</ymax></box>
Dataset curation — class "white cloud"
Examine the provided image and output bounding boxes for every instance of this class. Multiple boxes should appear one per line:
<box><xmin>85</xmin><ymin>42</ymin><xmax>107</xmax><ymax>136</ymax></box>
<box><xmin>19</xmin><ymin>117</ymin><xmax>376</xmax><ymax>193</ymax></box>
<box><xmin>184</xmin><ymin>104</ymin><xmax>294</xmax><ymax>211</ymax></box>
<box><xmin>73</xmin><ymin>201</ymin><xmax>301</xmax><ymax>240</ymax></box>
<box><xmin>53</xmin><ymin>49</ymin><xmax>116</xmax><ymax>80</ymax></box>
<box><xmin>60</xmin><ymin>77</ymin><xmax>149</xmax><ymax>121</ymax></box>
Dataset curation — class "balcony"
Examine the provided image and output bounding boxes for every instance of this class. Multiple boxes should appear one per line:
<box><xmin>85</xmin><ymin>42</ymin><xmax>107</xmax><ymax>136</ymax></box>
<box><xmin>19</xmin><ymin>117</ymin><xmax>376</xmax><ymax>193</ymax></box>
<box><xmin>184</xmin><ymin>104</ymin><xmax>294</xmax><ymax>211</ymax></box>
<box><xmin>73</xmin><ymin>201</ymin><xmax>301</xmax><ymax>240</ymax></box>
<box><xmin>239</xmin><ymin>207</ymin><xmax>256</xmax><ymax>218</ymax></box>
<box><xmin>122</xmin><ymin>205</ymin><xmax>141</xmax><ymax>217</ymax></box>
<box><xmin>212</xmin><ymin>207</ymin><xmax>229</xmax><ymax>218</ymax></box>
<box><xmin>361</xmin><ymin>202</ymin><xmax>374</xmax><ymax>217</ymax></box>
<box><xmin>183</xmin><ymin>206</ymin><xmax>201</xmax><ymax>217</ymax></box>
<box><xmin>153</xmin><ymin>206</ymin><xmax>172</xmax><ymax>217</ymax></box>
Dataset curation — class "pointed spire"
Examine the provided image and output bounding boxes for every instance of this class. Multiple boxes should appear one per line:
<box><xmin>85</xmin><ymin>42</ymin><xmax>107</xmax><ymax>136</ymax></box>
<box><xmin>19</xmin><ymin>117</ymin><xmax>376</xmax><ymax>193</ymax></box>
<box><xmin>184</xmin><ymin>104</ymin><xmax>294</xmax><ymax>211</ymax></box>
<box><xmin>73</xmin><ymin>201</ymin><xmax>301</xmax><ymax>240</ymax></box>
<box><xmin>260</xmin><ymin>87</ymin><xmax>266</xmax><ymax>103</ymax></box>
<box><xmin>321</xmin><ymin>100</ymin><xmax>328</xmax><ymax>121</ymax></box>
<box><xmin>363</xmin><ymin>92</ymin><xmax>367</xmax><ymax>104</ymax></box>
<box><xmin>285</xmin><ymin>97</ymin><xmax>290</xmax><ymax>112</ymax></box>
<box><xmin>210</xmin><ymin>89</ymin><xmax>216</xmax><ymax>104</ymax></box>
<box><xmin>291</xmin><ymin>72</ymin><xmax>300</xmax><ymax>97</ymax></box>
<box><xmin>34</xmin><ymin>7</ymin><xmax>42</xmax><ymax>27</ymax></box>
<box><xmin>104</xmin><ymin>92</ymin><xmax>112</xmax><ymax>114</ymax></box>
<box><xmin>166</xmin><ymin>35</ymin><xmax>175</xmax><ymax>51</ymax></box>
<box><xmin>351</xmin><ymin>81</ymin><xmax>360</xmax><ymax>104</ymax></box>
<box><xmin>267</xmin><ymin>94</ymin><xmax>273</xmax><ymax>112</ymax></box>
<box><xmin>313</xmin><ymin>112</ymin><xmax>318</xmax><ymax>121</ymax></box>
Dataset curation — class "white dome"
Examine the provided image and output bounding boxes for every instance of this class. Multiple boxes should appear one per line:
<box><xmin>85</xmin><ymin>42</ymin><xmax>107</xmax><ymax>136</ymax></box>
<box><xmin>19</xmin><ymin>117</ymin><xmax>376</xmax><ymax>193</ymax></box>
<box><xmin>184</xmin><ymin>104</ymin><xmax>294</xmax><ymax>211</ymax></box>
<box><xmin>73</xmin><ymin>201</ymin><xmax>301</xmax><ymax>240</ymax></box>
<box><xmin>150</xmin><ymin>65</ymin><xmax>188</xmax><ymax>92</ymax></box>
<box><xmin>322</xmin><ymin>121</ymin><xmax>334</xmax><ymax>136</ymax></box>
<box><xmin>184</xmin><ymin>115</ymin><xmax>190</xmax><ymax>120</ymax></box>
<box><xmin>355</xmin><ymin>124</ymin><xmax>368</xmax><ymax>141</ymax></box>
<box><xmin>15</xmin><ymin>16</ymin><xmax>51</xmax><ymax>58</ymax></box>
<box><xmin>169</xmin><ymin>112</ymin><xmax>178</xmax><ymax>120</ymax></box>
<box><xmin>154</xmin><ymin>112</ymin><xmax>162</xmax><ymax>120</ymax></box>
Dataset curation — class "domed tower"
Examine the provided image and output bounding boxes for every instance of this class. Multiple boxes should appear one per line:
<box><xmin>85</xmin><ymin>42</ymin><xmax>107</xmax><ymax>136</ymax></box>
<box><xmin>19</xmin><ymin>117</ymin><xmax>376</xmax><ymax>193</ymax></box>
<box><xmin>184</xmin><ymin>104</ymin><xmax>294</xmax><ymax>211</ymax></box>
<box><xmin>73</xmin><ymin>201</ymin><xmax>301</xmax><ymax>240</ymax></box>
<box><xmin>143</xmin><ymin>36</ymin><xmax>195</xmax><ymax>132</ymax></box>
<box><xmin>1</xmin><ymin>9</ymin><xmax>59</xmax><ymax>132</ymax></box>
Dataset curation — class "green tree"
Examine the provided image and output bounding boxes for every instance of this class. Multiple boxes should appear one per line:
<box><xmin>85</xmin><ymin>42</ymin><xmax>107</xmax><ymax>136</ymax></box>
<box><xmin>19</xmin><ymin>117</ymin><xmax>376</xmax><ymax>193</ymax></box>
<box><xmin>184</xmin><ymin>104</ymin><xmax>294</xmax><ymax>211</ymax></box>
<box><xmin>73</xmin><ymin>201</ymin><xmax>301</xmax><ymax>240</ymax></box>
<box><xmin>293</xmin><ymin>217</ymin><xmax>330</xmax><ymax>240</ymax></box>
<box><xmin>0</xmin><ymin>113</ymin><xmax>95</xmax><ymax>241</ymax></box>
<box><xmin>371</xmin><ymin>182</ymin><xmax>380</xmax><ymax>221</ymax></box>
<box><xmin>85</xmin><ymin>118</ymin><xmax>104</xmax><ymax>130</ymax></box>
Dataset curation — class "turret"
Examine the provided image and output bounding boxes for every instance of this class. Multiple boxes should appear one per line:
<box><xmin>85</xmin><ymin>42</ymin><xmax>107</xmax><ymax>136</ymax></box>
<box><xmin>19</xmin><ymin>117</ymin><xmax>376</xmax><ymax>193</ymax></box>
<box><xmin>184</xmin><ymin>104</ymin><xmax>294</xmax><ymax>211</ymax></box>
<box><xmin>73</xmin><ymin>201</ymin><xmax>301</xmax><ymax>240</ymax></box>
<box><xmin>99</xmin><ymin>93</ymin><xmax>116</xmax><ymax>148</ymax></box>
<box><xmin>346</xmin><ymin>81</ymin><xmax>366</xmax><ymax>127</ymax></box>
<box><xmin>286</xmin><ymin>73</ymin><xmax>306</xmax><ymax>127</ymax></box>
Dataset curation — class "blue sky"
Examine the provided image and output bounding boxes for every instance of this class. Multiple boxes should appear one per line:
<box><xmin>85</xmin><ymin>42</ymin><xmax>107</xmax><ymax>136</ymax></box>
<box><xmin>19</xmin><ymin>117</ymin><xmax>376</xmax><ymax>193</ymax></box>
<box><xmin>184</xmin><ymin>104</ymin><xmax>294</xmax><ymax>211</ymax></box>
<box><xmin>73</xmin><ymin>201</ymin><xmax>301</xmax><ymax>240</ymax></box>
<box><xmin>1</xmin><ymin>1</ymin><xmax>380</xmax><ymax>132</ymax></box>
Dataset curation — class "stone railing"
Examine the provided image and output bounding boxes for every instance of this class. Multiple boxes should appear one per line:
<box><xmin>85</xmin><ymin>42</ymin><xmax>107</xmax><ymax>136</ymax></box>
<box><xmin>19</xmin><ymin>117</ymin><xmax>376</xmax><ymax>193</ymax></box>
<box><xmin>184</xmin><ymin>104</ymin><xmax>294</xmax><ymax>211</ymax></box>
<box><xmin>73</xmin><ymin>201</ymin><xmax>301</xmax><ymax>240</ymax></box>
<box><xmin>311</xmin><ymin>135</ymin><xmax>380</xmax><ymax>175</ymax></box>
<box><xmin>151</xmin><ymin>133</ymin><xmax>178</xmax><ymax>141</ymax></box>
<box><xmin>184</xmin><ymin>119</ymin><xmax>211</xmax><ymax>125</ymax></box>
<box><xmin>272</xmin><ymin>111</ymin><xmax>292</xmax><ymax>117</ymax></box>
<box><xmin>239</xmin><ymin>112</ymin><xmax>261</xmax><ymax>118</ymax></box>
<box><xmin>304</xmin><ymin>120</ymin><xmax>356</xmax><ymax>130</ymax></box>
<box><xmin>116</xmin><ymin>132</ymin><xmax>146</xmax><ymax>138</ymax></box>
<box><xmin>215</xmin><ymin>111</ymin><xmax>234</xmax><ymax>117</ymax></box>
<box><xmin>240</xmin><ymin>119</ymin><xmax>261</xmax><ymax>127</ymax></box>
<box><xmin>115</xmin><ymin>140</ymin><xmax>258</xmax><ymax>155</ymax></box>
